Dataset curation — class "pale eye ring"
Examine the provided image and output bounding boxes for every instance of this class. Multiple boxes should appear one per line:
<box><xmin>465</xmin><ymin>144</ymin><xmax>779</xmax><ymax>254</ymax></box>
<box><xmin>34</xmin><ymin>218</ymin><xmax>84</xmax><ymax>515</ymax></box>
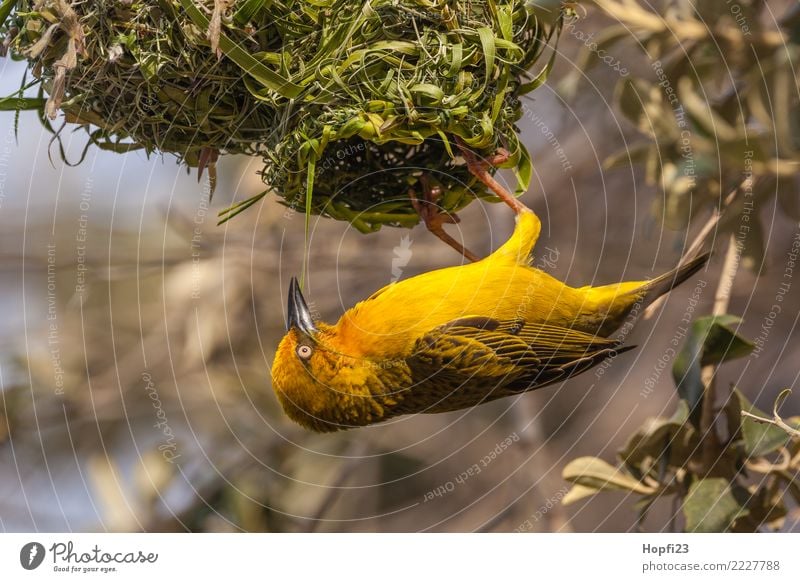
<box><xmin>296</xmin><ymin>344</ymin><xmax>313</xmax><ymax>360</ymax></box>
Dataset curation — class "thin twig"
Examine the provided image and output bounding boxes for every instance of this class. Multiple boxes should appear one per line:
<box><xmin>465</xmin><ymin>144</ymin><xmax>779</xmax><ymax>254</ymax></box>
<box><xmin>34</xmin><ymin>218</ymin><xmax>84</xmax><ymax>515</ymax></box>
<box><xmin>700</xmin><ymin>234</ymin><xmax>739</xmax><ymax>471</ymax></box>
<box><xmin>741</xmin><ymin>398</ymin><xmax>800</xmax><ymax>440</ymax></box>
<box><xmin>643</xmin><ymin>183</ymin><xmax>740</xmax><ymax>319</ymax></box>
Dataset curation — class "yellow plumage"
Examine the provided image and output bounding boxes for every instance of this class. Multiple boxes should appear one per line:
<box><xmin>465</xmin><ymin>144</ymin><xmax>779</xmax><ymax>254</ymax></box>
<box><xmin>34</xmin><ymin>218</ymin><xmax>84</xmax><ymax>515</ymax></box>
<box><xmin>271</xmin><ymin>208</ymin><xmax>708</xmax><ymax>432</ymax></box>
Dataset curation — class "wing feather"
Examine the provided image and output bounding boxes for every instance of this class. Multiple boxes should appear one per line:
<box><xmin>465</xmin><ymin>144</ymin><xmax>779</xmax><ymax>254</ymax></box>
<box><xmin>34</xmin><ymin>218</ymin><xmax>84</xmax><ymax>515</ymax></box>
<box><xmin>405</xmin><ymin>317</ymin><xmax>632</xmax><ymax>411</ymax></box>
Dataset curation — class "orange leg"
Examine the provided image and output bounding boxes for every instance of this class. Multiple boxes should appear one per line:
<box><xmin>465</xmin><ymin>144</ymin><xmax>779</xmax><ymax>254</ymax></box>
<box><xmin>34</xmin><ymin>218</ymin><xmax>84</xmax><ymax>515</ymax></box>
<box><xmin>456</xmin><ymin>139</ymin><xmax>528</xmax><ymax>215</ymax></box>
<box><xmin>410</xmin><ymin>175</ymin><xmax>480</xmax><ymax>263</ymax></box>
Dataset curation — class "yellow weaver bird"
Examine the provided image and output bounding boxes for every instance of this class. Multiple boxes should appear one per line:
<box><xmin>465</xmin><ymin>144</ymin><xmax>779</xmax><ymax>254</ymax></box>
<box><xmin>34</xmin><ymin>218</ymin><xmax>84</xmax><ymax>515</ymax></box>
<box><xmin>271</xmin><ymin>201</ymin><xmax>708</xmax><ymax>432</ymax></box>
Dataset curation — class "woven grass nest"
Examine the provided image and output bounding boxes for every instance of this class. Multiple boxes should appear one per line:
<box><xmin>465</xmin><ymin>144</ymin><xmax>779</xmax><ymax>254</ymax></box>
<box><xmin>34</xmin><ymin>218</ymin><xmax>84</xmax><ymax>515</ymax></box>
<box><xmin>1</xmin><ymin>0</ymin><xmax>562</xmax><ymax>231</ymax></box>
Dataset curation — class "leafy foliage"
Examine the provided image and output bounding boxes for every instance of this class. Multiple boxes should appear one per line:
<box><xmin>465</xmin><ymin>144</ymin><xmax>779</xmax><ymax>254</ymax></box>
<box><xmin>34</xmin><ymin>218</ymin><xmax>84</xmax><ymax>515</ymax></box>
<box><xmin>559</xmin><ymin>0</ymin><xmax>800</xmax><ymax>533</ymax></box>
<box><xmin>564</xmin><ymin>0</ymin><xmax>800</xmax><ymax>269</ymax></box>
<box><xmin>563</xmin><ymin>318</ymin><xmax>800</xmax><ymax>531</ymax></box>
<box><xmin>672</xmin><ymin>315</ymin><xmax>753</xmax><ymax>426</ymax></box>
<box><xmin>1</xmin><ymin>0</ymin><xmax>563</xmax><ymax>230</ymax></box>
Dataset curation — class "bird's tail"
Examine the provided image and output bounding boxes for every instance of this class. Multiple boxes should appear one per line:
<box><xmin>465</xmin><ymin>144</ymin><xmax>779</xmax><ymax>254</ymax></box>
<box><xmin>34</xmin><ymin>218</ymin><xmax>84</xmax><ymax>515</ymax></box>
<box><xmin>638</xmin><ymin>252</ymin><xmax>710</xmax><ymax>307</ymax></box>
<box><xmin>582</xmin><ymin>252</ymin><xmax>710</xmax><ymax>336</ymax></box>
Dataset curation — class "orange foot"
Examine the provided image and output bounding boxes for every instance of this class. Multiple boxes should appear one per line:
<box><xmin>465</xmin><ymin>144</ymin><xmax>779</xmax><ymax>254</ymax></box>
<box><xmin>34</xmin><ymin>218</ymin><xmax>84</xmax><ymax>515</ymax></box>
<box><xmin>456</xmin><ymin>139</ymin><xmax>528</xmax><ymax>215</ymax></box>
<box><xmin>410</xmin><ymin>175</ymin><xmax>480</xmax><ymax>263</ymax></box>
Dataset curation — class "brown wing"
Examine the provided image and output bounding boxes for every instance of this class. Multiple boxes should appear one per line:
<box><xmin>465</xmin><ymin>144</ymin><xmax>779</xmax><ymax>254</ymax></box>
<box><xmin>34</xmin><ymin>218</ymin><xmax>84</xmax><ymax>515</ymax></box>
<box><xmin>404</xmin><ymin>316</ymin><xmax>632</xmax><ymax>413</ymax></box>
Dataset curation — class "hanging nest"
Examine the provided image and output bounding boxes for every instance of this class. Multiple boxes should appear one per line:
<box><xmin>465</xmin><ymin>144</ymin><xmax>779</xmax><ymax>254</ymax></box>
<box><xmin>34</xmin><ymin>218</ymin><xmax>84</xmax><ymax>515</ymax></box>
<box><xmin>1</xmin><ymin>0</ymin><xmax>562</xmax><ymax>231</ymax></box>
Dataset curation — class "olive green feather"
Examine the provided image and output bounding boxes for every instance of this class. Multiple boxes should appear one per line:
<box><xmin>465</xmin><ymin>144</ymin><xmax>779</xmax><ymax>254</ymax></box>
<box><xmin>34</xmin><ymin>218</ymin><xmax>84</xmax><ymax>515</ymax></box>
<box><xmin>403</xmin><ymin>316</ymin><xmax>631</xmax><ymax>413</ymax></box>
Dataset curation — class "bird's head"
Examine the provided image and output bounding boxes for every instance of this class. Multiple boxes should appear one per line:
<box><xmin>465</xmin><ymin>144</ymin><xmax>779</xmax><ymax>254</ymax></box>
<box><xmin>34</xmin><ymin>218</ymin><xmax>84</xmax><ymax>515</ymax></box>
<box><xmin>270</xmin><ymin>278</ymin><xmax>393</xmax><ymax>432</ymax></box>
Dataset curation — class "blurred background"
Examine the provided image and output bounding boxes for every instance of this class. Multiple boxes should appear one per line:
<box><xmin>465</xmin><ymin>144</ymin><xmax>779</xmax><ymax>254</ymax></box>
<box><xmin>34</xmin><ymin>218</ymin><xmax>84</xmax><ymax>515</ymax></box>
<box><xmin>1</xmin><ymin>0</ymin><xmax>799</xmax><ymax>532</ymax></box>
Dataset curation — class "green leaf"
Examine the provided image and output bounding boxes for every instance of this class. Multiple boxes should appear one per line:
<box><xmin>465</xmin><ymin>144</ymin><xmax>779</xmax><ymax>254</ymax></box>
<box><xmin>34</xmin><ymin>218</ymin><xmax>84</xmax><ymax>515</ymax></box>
<box><xmin>513</xmin><ymin>142</ymin><xmax>532</xmax><ymax>195</ymax></box>
<box><xmin>683</xmin><ymin>478</ymin><xmax>748</xmax><ymax>532</ymax></box>
<box><xmin>519</xmin><ymin>38</ymin><xmax>557</xmax><ymax>94</ymax></box>
<box><xmin>672</xmin><ymin>336</ymin><xmax>704</xmax><ymax>425</ymax></box>
<box><xmin>0</xmin><ymin>96</ymin><xmax>46</xmax><ymax>111</ymax></box>
<box><xmin>736</xmin><ymin>389</ymin><xmax>795</xmax><ymax>456</ymax></box>
<box><xmin>232</xmin><ymin>0</ymin><xmax>265</xmax><ymax>26</ymax></box>
<box><xmin>733</xmin><ymin>483</ymin><xmax>787</xmax><ymax>532</ymax></box>
<box><xmin>409</xmin><ymin>84</ymin><xmax>444</xmax><ymax>105</ymax></box>
<box><xmin>615</xmin><ymin>78</ymin><xmax>648</xmax><ymax>130</ymax></box>
<box><xmin>672</xmin><ymin>315</ymin><xmax>754</xmax><ymax>426</ymax></box>
<box><xmin>94</xmin><ymin>141</ymin><xmax>144</xmax><ymax>154</ymax></box>
<box><xmin>699</xmin><ymin>315</ymin><xmax>754</xmax><ymax>366</ymax></box>
<box><xmin>562</xmin><ymin>456</ymin><xmax>654</xmax><ymax>495</ymax></box>
<box><xmin>618</xmin><ymin>400</ymin><xmax>697</xmax><ymax>470</ymax></box>
<box><xmin>217</xmin><ymin>191</ymin><xmax>268</xmax><ymax>224</ymax></box>
<box><xmin>776</xmin><ymin>470</ymin><xmax>800</xmax><ymax>506</ymax></box>
<box><xmin>723</xmin><ymin>387</ymin><xmax>745</xmax><ymax>442</ymax></box>
<box><xmin>178</xmin><ymin>0</ymin><xmax>302</xmax><ymax>99</ymax></box>
<box><xmin>678</xmin><ymin>77</ymin><xmax>738</xmax><ymax>142</ymax></box>
<box><xmin>477</xmin><ymin>27</ymin><xmax>496</xmax><ymax>87</ymax></box>
<box><xmin>603</xmin><ymin>142</ymin><xmax>652</xmax><ymax>171</ymax></box>
<box><xmin>561</xmin><ymin>484</ymin><xmax>601</xmax><ymax>506</ymax></box>
<box><xmin>0</xmin><ymin>0</ymin><xmax>14</xmax><ymax>29</ymax></box>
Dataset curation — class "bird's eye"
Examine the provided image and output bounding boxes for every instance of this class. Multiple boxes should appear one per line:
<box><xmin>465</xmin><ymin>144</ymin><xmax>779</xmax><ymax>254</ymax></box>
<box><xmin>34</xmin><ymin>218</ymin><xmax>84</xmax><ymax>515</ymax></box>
<box><xmin>296</xmin><ymin>344</ymin><xmax>313</xmax><ymax>360</ymax></box>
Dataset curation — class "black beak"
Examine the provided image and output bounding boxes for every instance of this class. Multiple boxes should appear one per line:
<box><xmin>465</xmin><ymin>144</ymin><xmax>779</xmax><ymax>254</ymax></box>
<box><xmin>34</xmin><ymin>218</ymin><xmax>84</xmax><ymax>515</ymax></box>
<box><xmin>287</xmin><ymin>277</ymin><xmax>317</xmax><ymax>334</ymax></box>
